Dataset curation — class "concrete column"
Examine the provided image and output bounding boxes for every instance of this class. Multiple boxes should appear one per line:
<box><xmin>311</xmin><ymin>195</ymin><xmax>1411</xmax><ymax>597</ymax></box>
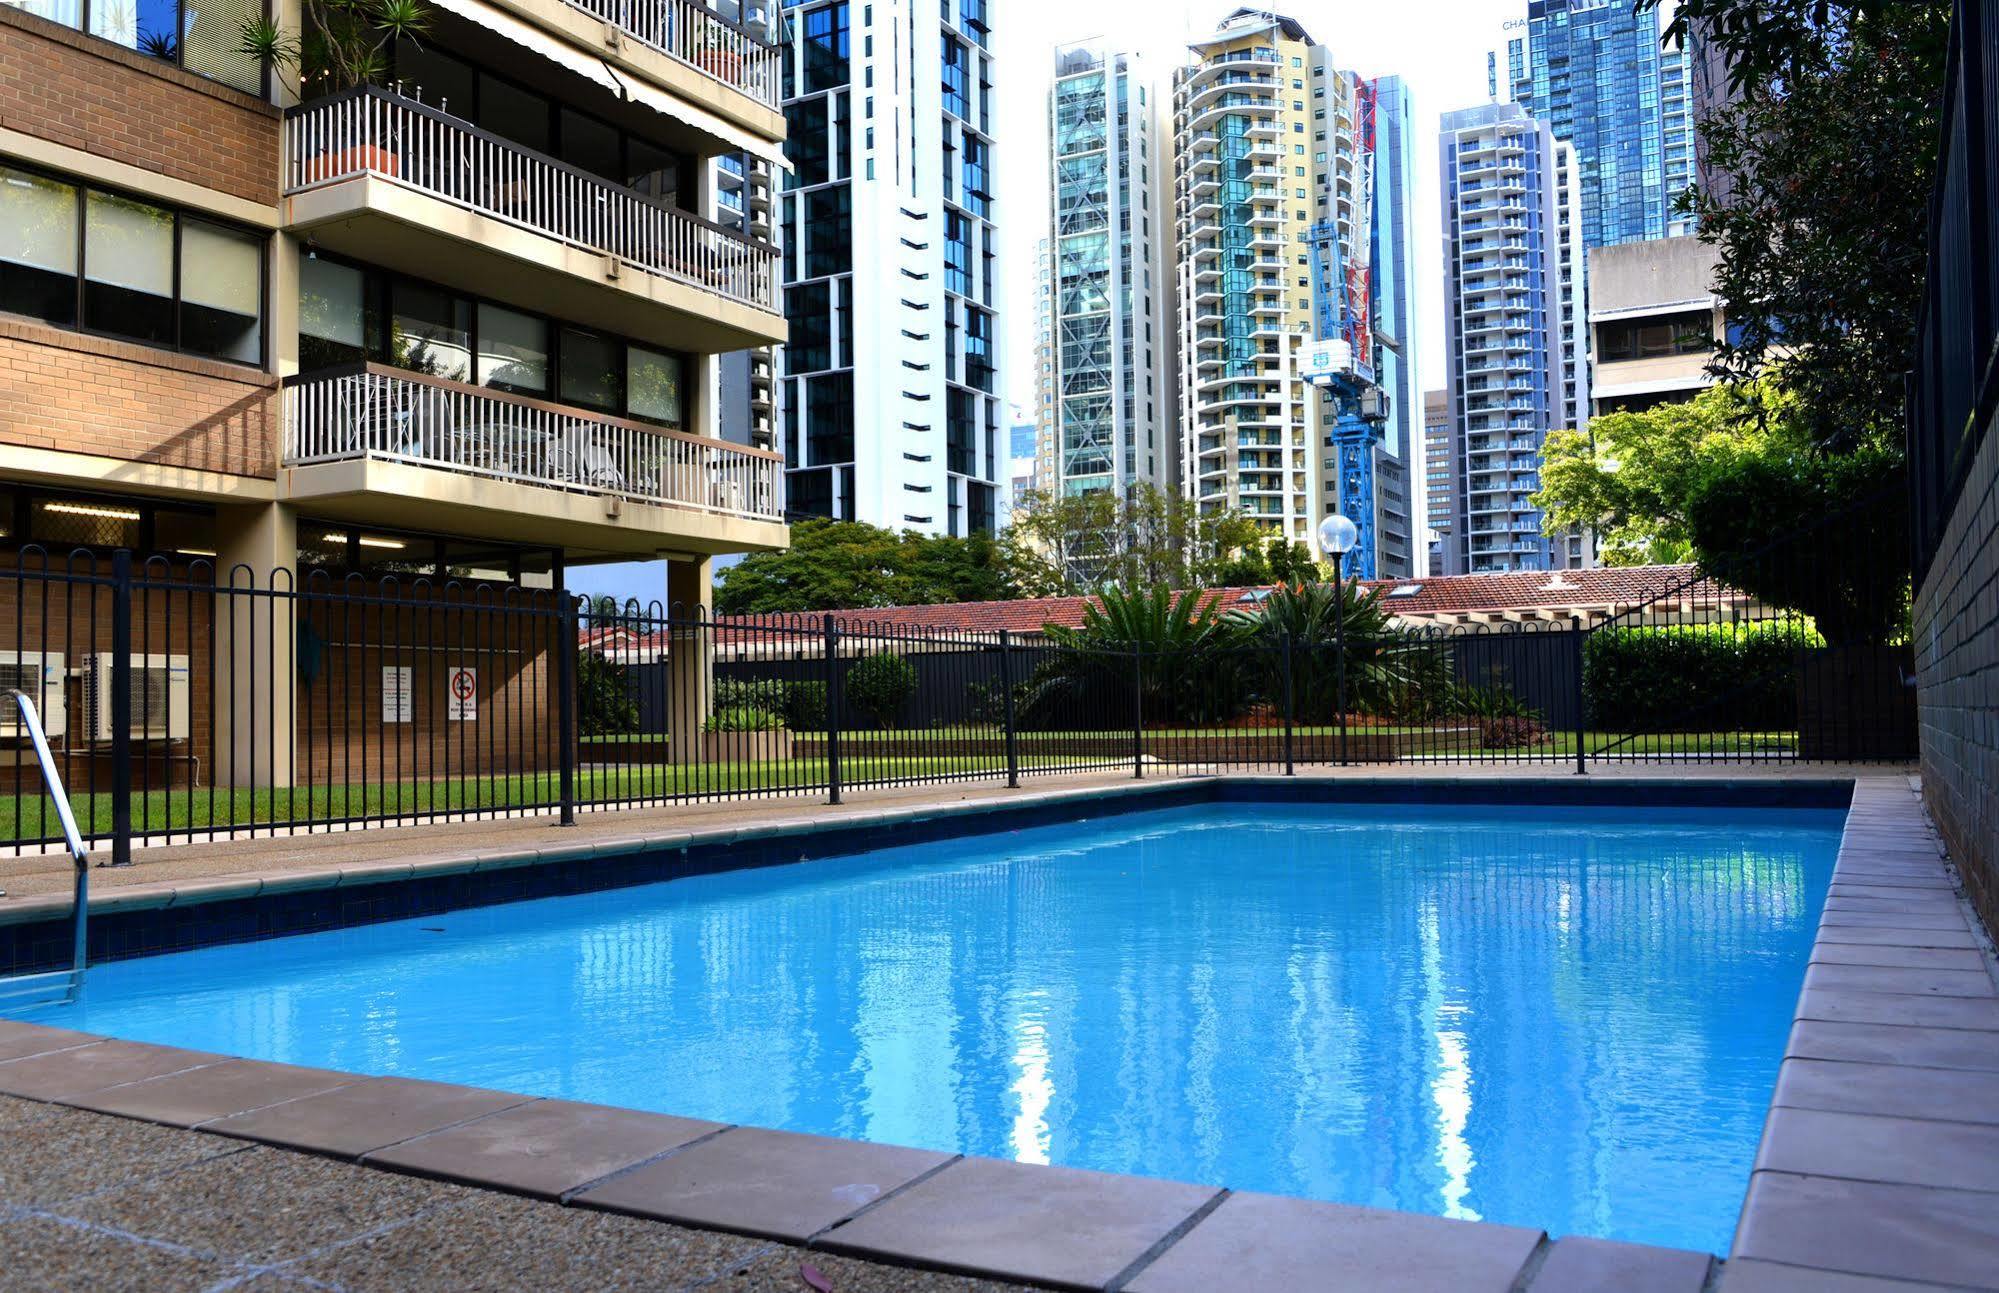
<box><xmin>212</xmin><ymin>501</ymin><xmax>297</xmax><ymax>788</ymax></box>
<box><xmin>666</xmin><ymin>556</ymin><xmax>712</xmax><ymax>760</ymax></box>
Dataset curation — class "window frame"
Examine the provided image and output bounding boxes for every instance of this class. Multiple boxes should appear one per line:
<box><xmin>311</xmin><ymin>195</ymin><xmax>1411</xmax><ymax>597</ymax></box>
<box><xmin>19</xmin><ymin>0</ymin><xmax>271</xmax><ymax>95</ymax></box>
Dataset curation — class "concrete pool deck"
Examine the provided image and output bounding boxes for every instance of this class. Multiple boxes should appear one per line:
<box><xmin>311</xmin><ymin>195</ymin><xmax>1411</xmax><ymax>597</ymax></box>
<box><xmin>1</xmin><ymin>768</ymin><xmax>1994</xmax><ymax>1290</ymax></box>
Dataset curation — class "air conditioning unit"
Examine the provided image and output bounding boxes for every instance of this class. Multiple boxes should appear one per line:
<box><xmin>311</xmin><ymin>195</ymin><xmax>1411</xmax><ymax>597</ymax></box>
<box><xmin>81</xmin><ymin>654</ymin><xmax>191</xmax><ymax>743</ymax></box>
<box><xmin>0</xmin><ymin>652</ymin><xmax>67</xmax><ymax>740</ymax></box>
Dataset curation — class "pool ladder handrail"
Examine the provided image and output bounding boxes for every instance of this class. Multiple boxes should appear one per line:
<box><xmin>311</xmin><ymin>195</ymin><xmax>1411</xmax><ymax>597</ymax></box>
<box><xmin>0</xmin><ymin>689</ymin><xmax>90</xmax><ymax>1009</ymax></box>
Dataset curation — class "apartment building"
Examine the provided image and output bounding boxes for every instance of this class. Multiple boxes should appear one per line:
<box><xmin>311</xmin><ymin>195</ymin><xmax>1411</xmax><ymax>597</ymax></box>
<box><xmin>1505</xmin><ymin>0</ymin><xmax>1694</xmax><ymax>251</ymax></box>
<box><xmin>1436</xmin><ymin>101</ymin><xmax>1589</xmax><ymax>574</ymax></box>
<box><xmin>1369</xmin><ymin>75</ymin><xmax>1418</xmax><ymax>579</ymax></box>
<box><xmin>1030</xmin><ymin>234</ymin><xmax>1059</xmax><ymax>499</ymax></box>
<box><xmin>1588</xmin><ymin>235</ymin><xmax>1724</xmax><ymax>415</ymax></box>
<box><xmin>1171</xmin><ymin>8</ymin><xmax>1403</xmax><ymax>548</ymax></box>
<box><xmin>1423</xmin><ymin>388</ymin><xmax>1452</xmax><ymax>575</ymax></box>
<box><xmin>777</xmin><ymin>0</ymin><xmax>1001</xmax><ymax>536</ymax></box>
<box><xmin>0</xmin><ymin>0</ymin><xmax>788</xmax><ymax>781</ymax></box>
<box><xmin>1046</xmin><ymin>39</ymin><xmax>1173</xmax><ymax>498</ymax></box>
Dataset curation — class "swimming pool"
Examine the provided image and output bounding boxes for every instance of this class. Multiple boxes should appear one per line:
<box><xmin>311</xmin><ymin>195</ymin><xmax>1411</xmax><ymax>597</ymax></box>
<box><xmin>25</xmin><ymin>799</ymin><xmax>1842</xmax><ymax>1253</ymax></box>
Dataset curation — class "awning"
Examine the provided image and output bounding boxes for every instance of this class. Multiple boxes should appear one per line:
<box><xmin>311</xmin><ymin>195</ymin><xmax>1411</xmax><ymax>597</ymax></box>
<box><xmin>427</xmin><ymin>0</ymin><xmax>624</xmax><ymax>96</ymax></box>
<box><xmin>603</xmin><ymin>64</ymin><xmax>790</xmax><ymax>171</ymax></box>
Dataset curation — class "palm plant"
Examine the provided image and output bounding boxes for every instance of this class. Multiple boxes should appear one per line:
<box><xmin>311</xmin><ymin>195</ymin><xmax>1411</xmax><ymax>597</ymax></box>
<box><xmin>1226</xmin><ymin>580</ymin><xmax>1411</xmax><ymax>720</ymax></box>
<box><xmin>238</xmin><ymin>0</ymin><xmax>429</xmax><ymax>95</ymax></box>
<box><xmin>1031</xmin><ymin>585</ymin><xmax>1246</xmax><ymax>727</ymax></box>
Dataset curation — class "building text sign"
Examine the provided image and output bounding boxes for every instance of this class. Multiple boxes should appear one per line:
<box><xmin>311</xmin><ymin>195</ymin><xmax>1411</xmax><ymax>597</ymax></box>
<box><xmin>381</xmin><ymin>666</ymin><xmax>412</xmax><ymax>724</ymax></box>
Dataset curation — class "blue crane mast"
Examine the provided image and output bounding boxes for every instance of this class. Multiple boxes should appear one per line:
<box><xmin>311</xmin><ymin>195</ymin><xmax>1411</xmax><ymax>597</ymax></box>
<box><xmin>1304</xmin><ymin>79</ymin><xmax>1388</xmax><ymax>580</ymax></box>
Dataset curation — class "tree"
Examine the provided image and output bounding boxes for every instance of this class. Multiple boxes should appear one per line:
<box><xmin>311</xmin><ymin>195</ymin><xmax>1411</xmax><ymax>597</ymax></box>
<box><xmin>713</xmin><ymin>519</ymin><xmax>1017</xmax><ymax>614</ymax></box>
<box><xmin>844</xmin><ymin>651</ymin><xmax>917</xmax><ymax>728</ymax></box>
<box><xmin>1645</xmin><ymin>0</ymin><xmax>1950</xmax><ymax>452</ymax></box>
<box><xmin>1535</xmin><ymin>382</ymin><xmax>1777</xmax><ymax>565</ymax></box>
<box><xmin>1003</xmin><ymin>484</ymin><xmax>1266</xmax><ymax>595</ymax></box>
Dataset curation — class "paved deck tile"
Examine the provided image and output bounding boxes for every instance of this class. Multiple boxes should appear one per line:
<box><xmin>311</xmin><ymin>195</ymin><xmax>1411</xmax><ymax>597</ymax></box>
<box><xmin>1774</xmin><ymin>1057</ymin><xmax>1999</xmax><ymax>1123</ymax></box>
<box><xmin>1813</xmin><ymin>924</ymin><xmax>1982</xmax><ymax>949</ymax></box>
<box><xmin>822</xmin><ymin>1156</ymin><xmax>1220</xmax><ymax>1291</ymax></box>
<box><xmin>703</xmin><ymin>1248</ymin><xmax>1040</xmax><ymax>1292</ymax></box>
<box><xmin>1757</xmin><ymin>1106</ymin><xmax>1999</xmax><ymax>1193</ymax></box>
<box><xmin>0</xmin><ymin>1040</ymin><xmax>226</xmax><ymax>1101</ymax></box>
<box><xmin>0</xmin><ymin>1214</ymin><xmax>233</xmax><ymax>1288</ymax></box>
<box><xmin>0</xmin><ymin>1020</ymin><xmax>102</xmax><ymax>1063</ymax></box>
<box><xmin>1733</xmin><ymin>1171</ymin><xmax>1999</xmax><ymax>1289</ymax></box>
<box><xmin>1787</xmin><ymin>1019</ymin><xmax>1999</xmax><ymax>1071</ymax></box>
<box><xmin>1793</xmin><ymin>987</ymin><xmax>1999</xmax><ymax>1030</ymax></box>
<box><xmin>1810</xmin><ymin>943</ymin><xmax>1989</xmax><ymax>971</ymax></box>
<box><xmin>574</xmin><ymin>1127</ymin><xmax>955</xmax><ymax>1243</ymax></box>
<box><xmin>1802</xmin><ymin>962</ymin><xmax>1998</xmax><ymax>997</ymax></box>
<box><xmin>202</xmin><ymin>1076</ymin><xmax>536</xmax><ymax>1157</ymax></box>
<box><xmin>1527</xmin><ymin>1235</ymin><xmax>1712</xmax><ymax>1293</ymax></box>
<box><xmin>70</xmin><ymin>1143</ymin><xmax>479</xmax><ymax>1264</ymax></box>
<box><xmin>1122</xmin><ymin>1190</ymin><xmax>1541</xmax><ymax>1293</ymax></box>
<box><xmin>59</xmin><ymin>1057</ymin><xmax>360</xmax><ymax>1127</ymax></box>
<box><xmin>0</xmin><ymin>1098</ymin><xmax>244</xmax><ymax>1206</ymax></box>
<box><xmin>1719</xmin><ymin>1256</ymin><xmax>1981</xmax><ymax>1290</ymax></box>
<box><xmin>1817</xmin><ymin>910</ymin><xmax>1971</xmax><ymax>931</ymax></box>
<box><xmin>365</xmin><ymin>1097</ymin><xmax>726</xmax><ymax>1199</ymax></box>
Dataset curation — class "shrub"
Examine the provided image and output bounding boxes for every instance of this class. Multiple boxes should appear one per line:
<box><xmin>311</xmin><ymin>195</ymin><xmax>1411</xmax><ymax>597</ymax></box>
<box><xmin>1584</xmin><ymin>621</ymin><xmax>1813</xmax><ymax>732</ymax></box>
<box><xmin>1039</xmin><ymin>584</ymin><xmax>1246</xmax><ymax>726</ymax></box>
<box><xmin>714</xmin><ymin>677</ymin><xmax>787</xmax><ymax>712</ymax></box>
<box><xmin>845</xmin><ymin>651</ymin><xmax>918</xmax><ymax>727</ymax></box>
<box><xmin>782</xmin><ymin>680</ymin><xmax>827</xmax><ymax>731</ymax></box>
<box><xmin>965</xmin><ymin>679</ymin><xmax>1031</xmax><ymax>726</ymax></box>
<box><xmin>704</xmin><ymin>704</ymin><xmax>784</xmax><ymax>733</ymax></box>
<box><xmin>577</xmin><ymin>651</ymin><xmax>638</xmax><ymax>737</ymax></box>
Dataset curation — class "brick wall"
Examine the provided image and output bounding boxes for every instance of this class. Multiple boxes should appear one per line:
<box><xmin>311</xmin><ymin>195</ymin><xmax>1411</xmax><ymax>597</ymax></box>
<box><xmin>1915</xmin><ymin>406</ymin><xmax>1999</xmax><ymax>939</ymax></box>
<box><xmin>0</xmin><ymin>4</ymin><xmax>280</xmax><ymax>206</ymax></box>
<box><xmin>0</xmin><ymin>323</ymin><xmax>277</xmax><ymax>478</ymax></box>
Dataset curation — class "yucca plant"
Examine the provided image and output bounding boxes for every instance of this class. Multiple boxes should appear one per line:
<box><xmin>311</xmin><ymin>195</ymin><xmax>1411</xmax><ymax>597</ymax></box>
<box><xmin>238</xmin><ymin>0</ymin><xmax>430</xmax><ymax>94</ymax></box>
<box><xmin>1032</xmin><ymin>585</ymin><xmax>1246</xmax><ymax>727</ymax></box>
<box><xmin>1226</xmin><ymin>580</ymin><xmax>1409</xmax><ymax>720</ymax></box>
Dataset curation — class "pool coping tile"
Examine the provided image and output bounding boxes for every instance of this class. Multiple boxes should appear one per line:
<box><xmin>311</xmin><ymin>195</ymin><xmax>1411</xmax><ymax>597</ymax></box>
<box><xmin>363</xmin><ymin>1097</ymin><xmax>727</xmax><ymax>1199</ymax></box>
<box><xmin>200</xmin><ymin>1076</ymin><xmax>538</xmax><ymax>1157</ymax></box>
<box><xmin>57</xmin><ymin>1056</ymin><xmax>364</xmax><ymax>1128</ymax></box>
<box><xmin>1524</xmin><ymin>1235</ymin><xmax>1713</xmax><ymax>1293</ymax></box>
<box><xmin>0</xmin><ymin>1039</ymin><xmax>228</xmax><ymax>1101</ymax></box>
<box><xmin>817</xmin><ymin>1155</ymin><xmax>1223</xmax><ymax>1291</ymax></box>
<box><xmin>571</xmin><ymin>1125</ymin><xmax>956</xmax><ymax>1244</ymax></box>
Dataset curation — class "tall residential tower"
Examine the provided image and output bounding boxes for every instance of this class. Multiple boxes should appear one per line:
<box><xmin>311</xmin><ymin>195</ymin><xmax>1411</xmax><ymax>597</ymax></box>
<box><xmin>779</xmin><ymin>0</ymin><xmax>1001</xmax><ymax>534</ymax></box>
<box><xmin>1436</xmin><ymin>101</ymin><xmax>1590</xmax><ymax>574</ymax></box>
<box><xmin>1046</xmin><ymin>40</ymin><xmax>1173</xmax><ymax>498</ymax></box>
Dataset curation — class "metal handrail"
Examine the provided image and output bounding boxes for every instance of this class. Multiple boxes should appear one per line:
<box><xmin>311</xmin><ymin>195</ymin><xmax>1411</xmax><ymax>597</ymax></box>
<box><xmin>3</xmin><ymin>690</ymin><xmax>88</xmax><ymax>1006</ymax></box>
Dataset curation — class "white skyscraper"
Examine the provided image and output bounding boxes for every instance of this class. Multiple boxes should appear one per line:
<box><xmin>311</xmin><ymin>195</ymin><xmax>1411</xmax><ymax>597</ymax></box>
<box><xmin>779</xmin><ymin>0</ymin><xmax>1001</xmax><ymax>535</ymax></box>
<box><xmin>1436</xmin><ymin>101</ymin><xmax>1591</xmax><ymax>575</ymax></box>
<box><xmin>1046</xmin><ymin>39</ymin><xmax>1174</xmax><ymax>497</ymax></box>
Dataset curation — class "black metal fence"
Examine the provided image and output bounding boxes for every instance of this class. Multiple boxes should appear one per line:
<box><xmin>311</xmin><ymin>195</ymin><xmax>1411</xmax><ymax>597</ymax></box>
<box><xmin>1910</xmin><ymin>0</ymin><xmax>1998</xmax><ymax>583</ymax></box>
<box><xmin>0</xmin><ymin>537</ymin><xmax>1919</xmax><ymax>861</ymax></box>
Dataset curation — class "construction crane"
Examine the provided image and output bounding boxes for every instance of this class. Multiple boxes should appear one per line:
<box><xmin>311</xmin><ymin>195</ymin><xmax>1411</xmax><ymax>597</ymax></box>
<box><xmin>1303</xmin><ymin>77</ymin><xmax>1389</xmax><ymax>580</ymax></box>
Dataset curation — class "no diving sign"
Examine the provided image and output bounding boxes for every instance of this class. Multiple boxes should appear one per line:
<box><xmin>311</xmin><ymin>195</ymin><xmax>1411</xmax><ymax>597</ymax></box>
<box><xmin>447</xmin><ymin>666</ymin><xmax>478</xmax><ymax>722</ymax></box>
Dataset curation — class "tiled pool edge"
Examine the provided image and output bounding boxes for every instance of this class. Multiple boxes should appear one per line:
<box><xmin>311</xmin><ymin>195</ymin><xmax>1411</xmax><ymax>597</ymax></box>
<box><xmin>0</xmin><ymin>773</ymin><xmax>1859</xmax><ymax>976</ymax></box>
<box><xmin>1720</xmin><ymin>775</ymin><xmax>1999</xmax><ymax>1292</ymax></box>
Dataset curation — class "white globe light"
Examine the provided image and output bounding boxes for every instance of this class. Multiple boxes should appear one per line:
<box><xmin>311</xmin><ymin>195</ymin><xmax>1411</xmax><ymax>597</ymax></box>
<box><xmin>1318</xmin><ymin>513</ymin><xmax>1359</xmax><ymax>557</ymax></box>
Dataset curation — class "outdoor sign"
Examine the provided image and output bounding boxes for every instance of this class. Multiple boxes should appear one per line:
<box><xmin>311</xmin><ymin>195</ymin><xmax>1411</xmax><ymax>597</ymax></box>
<box><xmin>447</xmin><ymin>666</ymin><xmax>478</xmax><ymax>722</ymax></box>
<box><xmin>381</xmin><ymin>666</ymin><xmax>412</xmax><ymax>724</ymax></box>
<box><xmin>1300</xmin><ymin>336</ymin><xmax>1355</xmax><ymax>386</ymax></box>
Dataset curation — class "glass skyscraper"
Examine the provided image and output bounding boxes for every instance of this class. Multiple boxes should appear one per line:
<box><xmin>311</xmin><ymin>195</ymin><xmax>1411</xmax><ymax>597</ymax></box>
<box><xmin>1506</xmin><ymin>0</ymin><xmax>1693</xmax><ymax>251</ymax></box>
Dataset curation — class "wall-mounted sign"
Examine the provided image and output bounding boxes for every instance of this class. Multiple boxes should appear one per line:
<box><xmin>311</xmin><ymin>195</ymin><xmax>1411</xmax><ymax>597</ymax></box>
<box><xmin>447</xmin><ymin>666</ymin><xmax>478</xmax><ymax>722</ymax></box>
<box><xmin>382</xmin><ymin>666</ymin><xmax>412</xmax><ymax>724</ymax></box>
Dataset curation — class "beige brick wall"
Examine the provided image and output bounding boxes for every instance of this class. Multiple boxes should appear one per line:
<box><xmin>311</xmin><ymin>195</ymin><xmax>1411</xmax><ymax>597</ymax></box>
<box><xmin>0</xmin><ymin>322</ymin><xmax>278</xmax><ymax>479</ymax></box>
<box><xmin>1915</xmin><ymin>406</ymin><xmax>1999</xmax><ymax>940</ymax></box>
<box><xmin>0</xmin><ymin>4</ymin><xmax>280</xmax><ymax>206</ymax></box>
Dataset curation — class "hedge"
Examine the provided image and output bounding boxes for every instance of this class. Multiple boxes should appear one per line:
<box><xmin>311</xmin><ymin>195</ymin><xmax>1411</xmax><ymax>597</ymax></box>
<box><xmin>1583</xmin><ymin>621</ymin><xmax>1818</xmax><ymax>732</ymax></box>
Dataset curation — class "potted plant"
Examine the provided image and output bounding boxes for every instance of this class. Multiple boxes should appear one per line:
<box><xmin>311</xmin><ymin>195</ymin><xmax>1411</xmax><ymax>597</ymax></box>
<box><xmin>701</xmin><ymin>703</ymin><xmax>791</xmax><ymax>763</ymax></box>
<box><xmin>693</xmin><ymin>28</ymin><xmax>742</xmax><ymax>83</ymax></box>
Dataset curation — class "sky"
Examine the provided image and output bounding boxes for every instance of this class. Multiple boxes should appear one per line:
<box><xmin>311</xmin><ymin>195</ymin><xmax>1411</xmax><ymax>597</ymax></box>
<box><xmin>572</xmin><ymin>1</ymin><xmax>1512</xmax><ymax>606</ymax></box>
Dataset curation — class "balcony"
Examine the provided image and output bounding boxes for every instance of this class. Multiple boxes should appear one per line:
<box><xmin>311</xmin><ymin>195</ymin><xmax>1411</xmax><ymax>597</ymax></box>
<box><xmin>284</xmin><ymin>366</ymin><xmax>786</xmax><ymax>554</ymax></box>
<box><xmin>283</xmin><ymin>88</ymin><xmax>784</xmax><ymax>353</ymax></box>
<box><xmin>555</xmin><ymin>0</ymin><xmax>780</xmax><ymax>111</ymax></box>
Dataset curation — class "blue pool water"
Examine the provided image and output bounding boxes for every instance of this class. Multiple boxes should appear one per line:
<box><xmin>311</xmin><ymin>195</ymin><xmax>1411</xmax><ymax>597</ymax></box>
<box><xmin>30</xmin><ymin>801</ymin><xmax>1841</xmax><ymax>1252</ymax></box>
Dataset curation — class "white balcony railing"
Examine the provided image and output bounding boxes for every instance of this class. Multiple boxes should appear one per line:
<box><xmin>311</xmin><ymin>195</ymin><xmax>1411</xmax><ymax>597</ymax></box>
<box><xmin>561</xmin><ymin>0</ymin><xmax>780</xmax><ymax>107</ymax></box>
<box><xmin>286</xmin><ymin>365</ymin><xmax>786</xmax><ymax>524</ymax></box>
<box><xmin>285</xmin><ymin>88</ymin><xmax>778</xmax><ymax>315</ymax></box>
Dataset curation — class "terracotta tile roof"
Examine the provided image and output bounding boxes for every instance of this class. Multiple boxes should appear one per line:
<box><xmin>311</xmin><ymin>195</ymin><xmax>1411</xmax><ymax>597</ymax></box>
<box><xmin>578</xmin><ymin>564</ymin><xmax>1725</xmax><ymax>651</ymax></box>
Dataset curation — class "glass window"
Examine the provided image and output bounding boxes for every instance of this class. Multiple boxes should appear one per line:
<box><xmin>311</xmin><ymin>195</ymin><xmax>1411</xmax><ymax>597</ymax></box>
<box><xmin>0</xmin><ymin>167</ymin><xmax>79</xmax><ymax>327</ymax></box>
<box><xmin>389</xmin><ymin>282</ymin><xmax>471</xmax><ymax>381</ymax></box>
<box><xmin>395</xmin><ymin>39</ymin><xmax>476</xmax><ymax>118</ymax></box>
<box><xmin>479</xmin><ymin>73</ymin><xmax>550</xmax><ymax>153</ymax></box>
<box><xmin>181</xmin><ymin>0</ymin><xmax>261</xmax><ymax>92</ymax></box>
<box><xmin>627</xmin><ymin>345</ymin><xmax>683</xmax><ymax>427</ymax></box>
<box><xmin>476</xmin><ymin>302</ymin><xmax>549</xmax><ymax>395</ymax></box>
<box><xmin>626</xmin><ymin>138</ymin><xmax>688</xmax><ymax>208</ymax></box>
<box><xmin>559</xmin><ymin>110</ymin><xmax>621</xmax><ymax>181</ymax></box>
<box><xmin>299</xmin><ymin>256</ymin><xmax>368</xmax><ymax>369</ymax></box>
<box><xmin>84</xmin><ymin>190</ymin><xmax>174</xmax><ymax>346</ymax></box>
<box><xmin>558</xmin><ymin>327</ymin><xmax>620</xmax><ymax>410</ymax></box>
<box><xmin>90</xmin><ymin>0</ymin><xmax>177</xmax><ymax>65</ymax></box>
<box><xmin>178</xmin><ymin>218</ymin><xmax>261</xmax><ymax>362</ymax></box>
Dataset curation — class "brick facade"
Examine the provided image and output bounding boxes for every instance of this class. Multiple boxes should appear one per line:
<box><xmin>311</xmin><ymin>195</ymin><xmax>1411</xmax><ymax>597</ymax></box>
<box><xmin>0</xmin><ymin>322</ymin><xmax>277</xmax><ymax>479</ymax></box>
<box><xmin>1914</xmin><ymin>407</ymin><xmax>1999</xmax><ymax>940</ymax></box>
<box><xmin>0</xmin><ymin>4</ymin><xmax>280</xmax><ymax>206</ymax></box>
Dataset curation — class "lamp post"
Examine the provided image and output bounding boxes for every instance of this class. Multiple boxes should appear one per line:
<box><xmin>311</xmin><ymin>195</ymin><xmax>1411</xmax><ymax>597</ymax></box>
<box><xmin>1317</xmin><ymin>514</ymin><xmax>1359</xmax><ymax>767</ymax></box>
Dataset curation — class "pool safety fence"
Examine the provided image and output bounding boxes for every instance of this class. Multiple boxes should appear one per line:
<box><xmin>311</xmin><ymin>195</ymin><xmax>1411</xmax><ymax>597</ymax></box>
<box><xmin>0</xmin><ymin>535</ymin><xmax>1916</xmax><ymax>857</ymax></box>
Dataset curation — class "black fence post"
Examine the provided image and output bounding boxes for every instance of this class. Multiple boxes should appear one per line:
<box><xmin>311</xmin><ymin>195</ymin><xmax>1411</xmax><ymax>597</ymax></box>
<box><xmin>1281</xmin><ymin>631</ymin><xmax>1296</xmax><ymax>776</ymax></box>
<box><xmin>556</xmin><ymin>592</ymin><xmax>578</xmax><ymax>826</ymax></box>
<box><xmin>998</xmin><ymin>629</ymin><xmax>1020</xmax><ymax>788</ymax></box>
<box><xmin>109</xmin><ymin>549</ymin><xmax>132</xmax><ymax>868</ymax></box>
<box><xmin>1131</xmin><ymin>640</ymin><xmax>1144</xmax><ymax>780</ymax></box>
<box><xmin>824</xmin><ymin>614</ymin><xmax>843</xmax><ymax>805</ymax></box>
<box><xmin>1571</xmin><ymin>614</ymin><xmax>1587</xmax><ymax>776</ymax></box>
